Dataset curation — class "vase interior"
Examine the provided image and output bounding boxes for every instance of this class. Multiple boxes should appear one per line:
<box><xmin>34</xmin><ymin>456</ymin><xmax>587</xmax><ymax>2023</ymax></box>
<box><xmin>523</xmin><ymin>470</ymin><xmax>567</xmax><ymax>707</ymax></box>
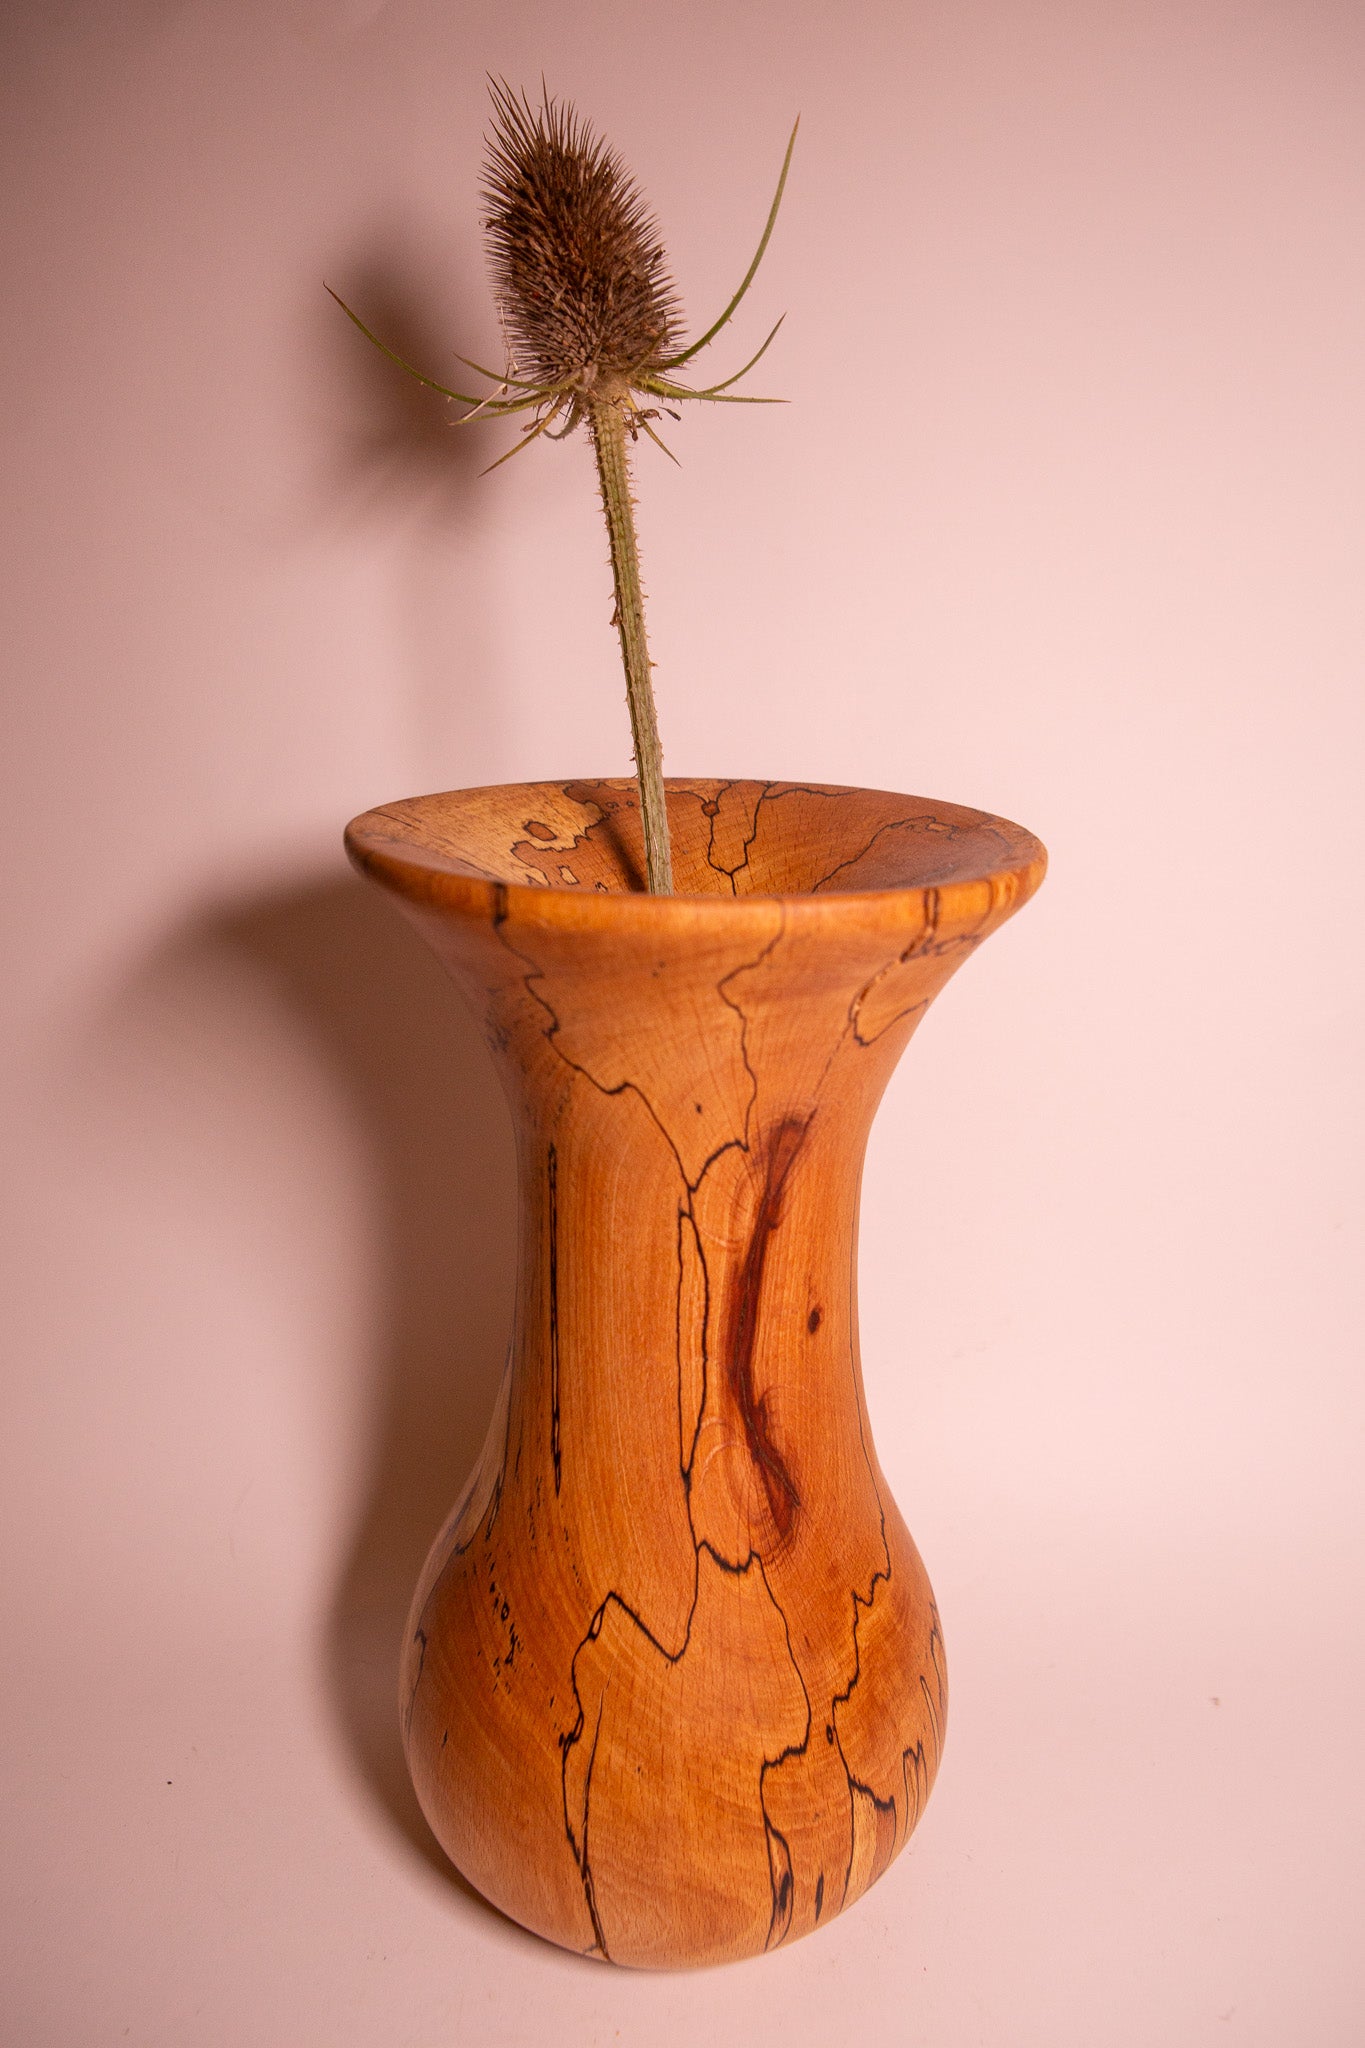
<box><xmin>350</xmin><ymin>777</ymin><xmax>1042</xmax><ymax>900</ymax></box>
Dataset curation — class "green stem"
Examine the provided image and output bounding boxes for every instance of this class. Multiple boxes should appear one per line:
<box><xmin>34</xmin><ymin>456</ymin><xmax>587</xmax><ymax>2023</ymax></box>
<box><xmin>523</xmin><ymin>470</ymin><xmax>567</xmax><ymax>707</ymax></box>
<box><xmin>588</xmin><ymin>397</ymin><xmax>673</xmax><ymax>894</ymax></box>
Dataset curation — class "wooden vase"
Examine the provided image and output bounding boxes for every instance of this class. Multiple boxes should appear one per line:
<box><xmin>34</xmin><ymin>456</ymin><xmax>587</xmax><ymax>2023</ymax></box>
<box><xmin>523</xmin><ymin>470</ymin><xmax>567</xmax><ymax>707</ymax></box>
<box><xmin>345</xmin><ymin>778</ymin><xmax>1045</xmax><ymax>1968</ymax></box>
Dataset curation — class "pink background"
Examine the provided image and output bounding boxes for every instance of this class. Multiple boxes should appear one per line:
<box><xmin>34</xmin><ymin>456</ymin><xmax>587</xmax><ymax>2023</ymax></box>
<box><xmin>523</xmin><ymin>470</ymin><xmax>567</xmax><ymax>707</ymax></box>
<box><xmin>4</xmin><ymin>1</ymin><xmax>1363</xmax><ymax>2040</ymax></box>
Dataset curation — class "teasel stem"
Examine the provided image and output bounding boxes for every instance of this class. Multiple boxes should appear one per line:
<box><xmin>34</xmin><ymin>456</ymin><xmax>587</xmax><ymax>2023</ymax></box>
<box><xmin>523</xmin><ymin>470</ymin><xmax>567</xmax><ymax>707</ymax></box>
<box><xmin>588</xmin><ymin>395</ymin><xmax>673</xmax><ymax>894</ymax></box>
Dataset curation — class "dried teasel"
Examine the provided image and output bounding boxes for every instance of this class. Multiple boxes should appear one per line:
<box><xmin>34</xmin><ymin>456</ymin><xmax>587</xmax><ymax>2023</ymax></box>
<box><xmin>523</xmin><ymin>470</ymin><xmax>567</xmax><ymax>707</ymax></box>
<box><xmin>328</xmin><ymin>82</ymin><xmax>797</xmax><ymax>893</ymax></box>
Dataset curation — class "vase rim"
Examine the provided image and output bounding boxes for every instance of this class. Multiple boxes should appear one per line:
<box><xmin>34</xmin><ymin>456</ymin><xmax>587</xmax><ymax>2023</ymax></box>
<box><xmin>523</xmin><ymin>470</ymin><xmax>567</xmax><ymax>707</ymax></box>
<box><xmin>345</xmin><ymin>776</ymin><xmax>1046</xmax><ymax>932</ymax></box>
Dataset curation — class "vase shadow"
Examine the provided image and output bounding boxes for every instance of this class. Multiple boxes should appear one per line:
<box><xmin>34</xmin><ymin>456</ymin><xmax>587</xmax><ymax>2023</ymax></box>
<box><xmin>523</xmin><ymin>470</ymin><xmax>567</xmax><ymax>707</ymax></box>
<box><xmin>219</xmin><ymin>871</ymin><xmax>519</xmax><ymax>1900</ymax></box>
<box><xmin>170</xmin><ymin>237</ymin><xmax>536</xmax><ymax>1925</ymax></box>
<box><xmin>276</xmin><ymin>239</ymin><xmax>528</xmax><ymax>1914</ymax></box>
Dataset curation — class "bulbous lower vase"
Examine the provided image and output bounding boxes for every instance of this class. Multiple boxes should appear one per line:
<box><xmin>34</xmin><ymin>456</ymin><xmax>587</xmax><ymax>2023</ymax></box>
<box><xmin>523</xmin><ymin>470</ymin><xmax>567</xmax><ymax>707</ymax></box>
<box><xmin>345</xmin><ymin>777</ymin><xmax>1045</xmax><ymax>1969</ymax></box>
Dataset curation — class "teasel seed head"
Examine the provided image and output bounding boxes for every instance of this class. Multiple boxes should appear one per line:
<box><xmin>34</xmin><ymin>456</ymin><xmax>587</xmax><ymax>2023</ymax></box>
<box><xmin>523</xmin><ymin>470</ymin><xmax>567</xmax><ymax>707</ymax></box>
<box><xmin>482</xmin><ymin>82</ymin><xmax>684</xmax><ymax>398</ymax></box>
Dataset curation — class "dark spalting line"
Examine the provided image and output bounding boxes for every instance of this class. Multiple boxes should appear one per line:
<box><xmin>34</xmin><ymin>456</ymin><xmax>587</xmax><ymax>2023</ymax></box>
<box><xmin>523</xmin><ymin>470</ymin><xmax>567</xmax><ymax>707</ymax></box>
<box><xmin>810</xmin><ymin>810</ymin><xmax>1022</xmax><ymax>898</ymax></box>
<box><xmin>729</xmin><ymin>782</ymin><xmax>851</xmax><ymax>894</ymax></box>
<box><xmin>899</xmin><ymin>883</ymin><xmax>1001</xmax><ymax>963</ymax></box>
<box><xmin>866</xmin><ymin>1786</ymin><xmax>900</xmax><ymax>1886</ymax></box>
<box><xmin>705</xmin><ymin>782</ymin><xmax>886</xmax><ymax>898</ymax></box>
<box><xmin>715</xmin><ymin>892</ymin><xmax>868</xmax><ymax>1118</ymax></box>
<box><xmin>499</xmin><ymin>909</ymin><xmax>789</xmax><ymax>1323</ymax></box>
<box><xmin>713</xmin><ymin>907</ymin><xmax>784</xmax><ymax>1152</ymax></box>
<box><xmin>900</xmin><ymin>1731</ymin><xmax>933</xmax><ymax>1836</ymax></box>
<box><xmin>581</xmin><ymin>1695</ymin><xmax>609</xmax><ymax>1966</ymax></box>
<box><xmin>703</xmin><ymin>777</ymin><xmax>771</xmax><ymax>896</ymax></box>
<box><xmin>846</xmin><ymin>884</ymin><xmax>996</xmax><ymax>1049</ymax></box>
<box><xmin>701</xmin><ymin>778</ymin><xmax>737</xmax><ymax>895</ymax></box>
<box><xmin>809</xmin><ymin>814</ymin><xmax>950</xmax><ymax>895</ymax></box>
<box><xmin>901</xmin><ymin>1748</ymin><xmax>929</xmax><ymax>1837</ymax></box>
<box><xmin>548</xmin><ymin>1144</ymin><xmax>562</xmax><ymax>1497</ymax></box>
<box><xmin>729</xmin><ymin>782</ymin><xmax>767</xmax><ymax>887</ymax></box>
<box><xmin>409</xmin><ymin>1335</ymin><xmax>519</xmax><ymax>1720</ymax></box>
<box><xmin>482</xmin><ymin>1443</ymin><xmax>507</xmax><ymax>1542</ymax></box>
<box><xmin>910</xmin><ymin>885</ymin><xmax>942</xmax><ymax>955</ymax></box>
<box><xmin>559</xmin><ymin>1574</ymin><xmax>701</xmax><ymax>1952</ymax></box>
<box><xmin>676</xmin><ymin>1208</ymin><xmax>711</xmax><ymax>1483</ymax></box>
<box><xmin>493</xmin><ymin>910</ymin><xmax>765</xmax><ymax>1200</ymax></box>
<box><xmin>764</xmin><ymin>1817</ymin><xmax>795</xmax><ymax>1948</ymax></box>
<box><xmin>405</xmin><ymin>1627</ymin><xmax>428</xmax><ymax>1740</ymax></box>
<box><xmin>749</xmin><ymin>783</ymin><xmax>860</xmax><ymax>846</ymax></box>
<box><xmin>675</xmin><ymin>1210</ymin><xmax>687</xmax><ymax>1480</ymax></box>
<box><xmin>829</xmin><ymin>1568</ymin><xmax>943</xmax><ymax>1887</ymax></box>
<box><xmin>824</xmin><ymin>1203</ymin><xmax>899</xmax><ymax>1907</ymax></box>
<box><xmin>923</xmin><ymin>1609</ymin><xmax>946</xmax><ymax>1766</ymax></box>
<box><xmin>831</xmin><ymin>1717</ymin><xmax>898</xmax><ymax>1905</ymax></box>
<box><xmin>845</xmin><ymin>892</ymin><xmax>940</xmax><ymax>1052</ymax></box>
<box><xmin>845</xmin><ymin>1188</ymin><xmax>895</xmax><ymax>1574</ymax></box>
<box><xmin>909</xmin><ymin>1608</ymin><xmax>949</xmax><ymax>1827</ymax></box>
<box><xmin>851</xmin><ymin>994</ymin><xmax>930</xmax><ymax>1051</ymax></box>
<box><xmin>409</xmin><ymin>1332</ymin><xmax>519</xmax><ymax>1703</ymax></box>
<box><xmin>897</xmin><ymin>1611</ymin><xmax>948</xmax><ymax>1840</ymax></box>
<box><xmin>561</xmin><ymin>1582</ymin><xmax>692</xmax><ymax>1861</ymax></box>
<box><xmin>829</xmin><ymin>1590</ymin><xmax>888</xmax><ymax>1907</ymax></box>
<box><xmin>560</xmin><ymin>779</ymin><xmax>646</xmax><ymax>891</ymax></box>
<box><xmin>724</xmin><ymin>1115</ymin><xmax>810</xmax><ymax>1541</ymax></box>
<box><xmin>560</xmin><ymin>1544</ymin><xmax>819</xmax><ymax>1959</ymax></box>
<box><xmin>755</xmin><ymin>1553</ymin><xmax>815</xmax><ymax>1948</ymax></box>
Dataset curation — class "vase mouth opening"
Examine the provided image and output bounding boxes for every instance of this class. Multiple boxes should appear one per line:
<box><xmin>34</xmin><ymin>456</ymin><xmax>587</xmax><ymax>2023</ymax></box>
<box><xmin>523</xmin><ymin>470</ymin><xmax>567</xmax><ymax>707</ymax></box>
<box><xmin>346</xmin><ymin>777</ymin><xmax>1046</xmax><ymax>914</ymax></box>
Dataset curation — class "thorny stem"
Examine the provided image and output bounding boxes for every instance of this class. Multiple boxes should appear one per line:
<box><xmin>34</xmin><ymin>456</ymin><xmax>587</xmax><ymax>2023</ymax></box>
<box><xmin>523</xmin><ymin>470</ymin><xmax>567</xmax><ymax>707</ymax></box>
<box><xmin>588</xmin><ymin>396</ymin><xmax>673</xmax><ymax>894</ymax></box>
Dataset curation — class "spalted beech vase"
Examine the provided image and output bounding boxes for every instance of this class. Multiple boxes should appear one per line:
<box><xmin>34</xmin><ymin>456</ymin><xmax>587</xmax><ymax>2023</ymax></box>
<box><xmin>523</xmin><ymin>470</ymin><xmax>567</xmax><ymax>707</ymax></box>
<box><xmin>345</xmin><ymin>779</ymin><xmax>1045</xmax><ymax>1969</ymax></box>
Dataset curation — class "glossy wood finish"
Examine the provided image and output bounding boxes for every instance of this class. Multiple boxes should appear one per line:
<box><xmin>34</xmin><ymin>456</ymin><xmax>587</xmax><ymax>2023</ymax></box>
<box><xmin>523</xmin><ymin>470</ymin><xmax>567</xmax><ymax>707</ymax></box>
<box><xmin>345</xmin><ymin>779</ymin><xmax>1046</xmax><ymax>1968</ymax></box>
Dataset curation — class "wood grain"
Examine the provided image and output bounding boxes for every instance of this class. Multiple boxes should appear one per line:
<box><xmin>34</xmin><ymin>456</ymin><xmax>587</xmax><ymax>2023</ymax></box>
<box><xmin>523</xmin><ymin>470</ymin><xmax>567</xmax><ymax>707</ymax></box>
<box><xmin>345</xmin><ymin>778</ymin><xmax>1046</xmax><ymax>1967</ymax></box>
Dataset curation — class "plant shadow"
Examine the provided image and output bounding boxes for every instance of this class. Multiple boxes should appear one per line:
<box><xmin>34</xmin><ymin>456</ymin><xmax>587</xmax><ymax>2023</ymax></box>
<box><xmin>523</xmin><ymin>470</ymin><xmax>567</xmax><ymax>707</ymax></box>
<box><xmin>311</xmin><ymin>235</ymin><xmax>492</xmax><ymax>529</ymax></box>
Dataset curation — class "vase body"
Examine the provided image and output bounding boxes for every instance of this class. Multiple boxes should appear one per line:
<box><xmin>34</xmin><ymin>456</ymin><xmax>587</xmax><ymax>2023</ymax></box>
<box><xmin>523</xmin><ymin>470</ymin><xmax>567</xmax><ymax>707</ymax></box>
<box><xmin>346</xmin><ymin>778</ymin><xmax>1045</xmax><ymax>1968</ymax></box>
